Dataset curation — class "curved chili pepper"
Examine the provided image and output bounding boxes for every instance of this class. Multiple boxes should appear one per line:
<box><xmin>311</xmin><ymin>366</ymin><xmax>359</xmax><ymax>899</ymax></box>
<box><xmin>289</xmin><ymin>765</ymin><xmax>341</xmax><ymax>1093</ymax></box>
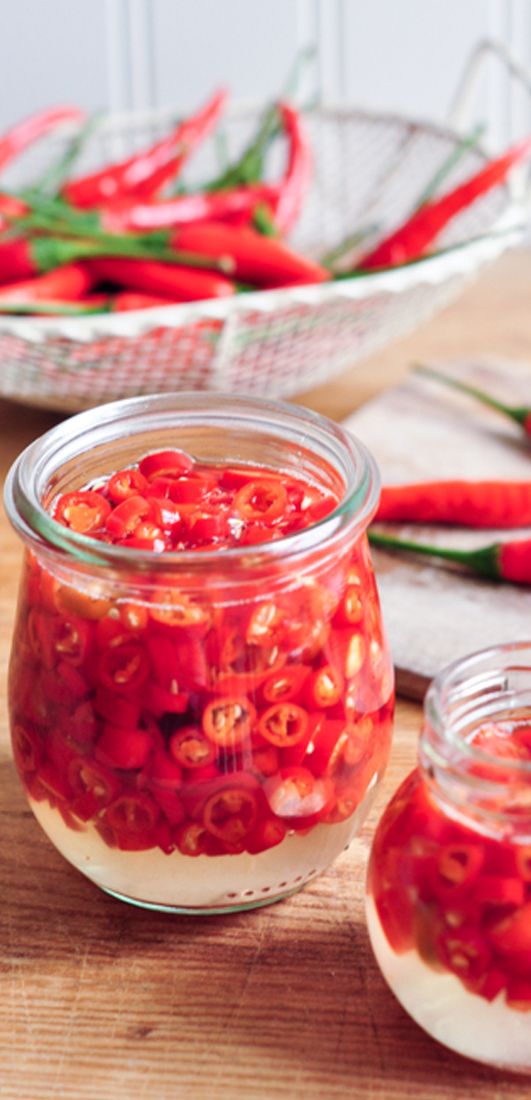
<box><xmin>62</xmin><ymin>89</ymin><xmax>227</xmax><ymax>209</ymax></box>
<box><xmin>172</xmin><ymin>222</ymin><xmax>330</xmax><ymax>287</ymax></box>
<box><xmin>0</xmin><ymin>106</ymin><xmax>85</xmax><ymax>174</ymax></box>
<box><xmin>273</xmin><ymin>102</ymin><xmax>312</xmax><ymax>235</ymax></box>
<box><xmin>0</xmin><ymin>263</ymin><xmax>95</xmax><ymax>308</ymax></box>
<box><xmin>376</xmin><ymin>480</ymin><xmax>531</xmax><ymax>528</ymax></box>
<box><xmin>111</xmin><ymin>291</ymin><xmax>179</xmax><ymax>311</ymax></box>
<box><xmin>86</xmin><ymin>257</ymin><xmax>235</xmax><ymax>301</ymax></box>
<box><xmin>415</xmin><ymin>363</ymin><xmax>531</xmax><ymax>440</ymax></box>
<box><xmin>357</xmin><ymin>136</ymin><xmax>531</xmax><ymax>271</ymax></box>
<box><xmin>0</xmin><ymin>233</ymin><xmax>231</xmax><ymax>287</ymax></box>
<box><xmin>368</xmin><ymin>529</ymin><xmax>531</xmax><ymax>585</ymax></box>
<box><xmin>101</xmin><ymin>183</ymin><xmax>278</xmax><ymax>233</ymax></box>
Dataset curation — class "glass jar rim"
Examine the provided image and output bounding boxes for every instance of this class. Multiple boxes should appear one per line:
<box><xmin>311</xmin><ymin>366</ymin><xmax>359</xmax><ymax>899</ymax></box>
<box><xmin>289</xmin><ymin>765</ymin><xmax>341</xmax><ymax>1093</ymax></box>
<box><xmin>423</xmin><ymin>640</ymin><xmax>531</xmax><ymax>779</ymax></box>
<box><xmin>4</xmin><ymin>391</ymin><xmax>379</xmax><ymax>574</ymax></box>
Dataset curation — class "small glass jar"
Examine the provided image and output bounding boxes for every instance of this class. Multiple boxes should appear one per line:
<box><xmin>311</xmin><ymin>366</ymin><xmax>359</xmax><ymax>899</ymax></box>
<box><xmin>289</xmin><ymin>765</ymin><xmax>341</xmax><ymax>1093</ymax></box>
<box><xmin>366</xmin><ymin>642</ymin><xmax>531</xmax><ymax>1073</ymax></box>
<box><xmin>5</xmin><ymin>392</ymin><xmax>393</xmax><ymax>914</ymax></box>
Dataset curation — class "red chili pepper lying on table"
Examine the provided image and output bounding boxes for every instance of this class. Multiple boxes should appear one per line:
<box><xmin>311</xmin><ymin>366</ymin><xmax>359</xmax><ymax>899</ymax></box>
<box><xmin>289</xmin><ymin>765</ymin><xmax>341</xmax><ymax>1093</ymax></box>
<box><xmin>356</xmin><ymin>136</ymin><xmax>531</xmax><ymax>271</ymax></box>
<box><xmin>86</xmin><ymin>257</ymin><xmax>235</xmax><ymax>301</ymax></box>
<box><xmin>415</xmin><ymin>363</ymin><xmax>531</xmax><ymax>440</ymax></box>
<box><xmin>369</xmin><ymin>529</ymin><xmax>531</xmax><ymax>586</ymax></box>
<box><xmin>62</xmin><ymin>89</ymin><xmax>227</xmax><ymax>208</ymax></box>
<box><xmin>0</xmin><ymin>106</ymin><xmax>85</xmax><ymax>174</ymax></box>
<box><xmin>376</xmin><ymin>480</ymin><xmax>531</xmax><ymax>528</ymax></box>
<box><xmin>171</xmin><ymin>222</ymin><xmax>329</xmax><ymax>287</ymax></box>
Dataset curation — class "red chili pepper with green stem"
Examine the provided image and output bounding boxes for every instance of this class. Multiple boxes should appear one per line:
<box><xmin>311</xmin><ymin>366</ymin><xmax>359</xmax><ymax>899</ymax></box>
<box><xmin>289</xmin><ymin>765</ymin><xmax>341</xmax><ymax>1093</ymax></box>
<box><xmin>356</xmin><ymin>136</ymin><xmax>531</xmax><ymax>271</ymax></box>
<box><xmin>171</xmin><ymin>222</ymin><xmax>329</xmax><ymax>287</ymax></box>
<box><xmin>376</xmin><ymin>480</ymin><xmax>531</xmax><ymax>527</ymax></box>
<box><xmin>62</xmin><ymin>89</ymin><xmax>227</xmax><ymax>209</ymax></box>
<box><xmin>0</xmin><ymin>106</ymin><xmax>85</xmax><ymax>174</ymax></box>
<box><xmin>101</xmin><ymin>182</ymin><xmax>278</xmax><ymax>233</ymax></box>
<box><xmin>0</xmin><ymin>231</ymin><xmax>232</xmax><ymax>286</ymax></box>
<box><xmin>87</xmin><ymin>257</ymin><xmax>235</xmax><ymax>300</ymax></box>
<box><xmin>369</xmin><ymin>529</ymin><xmax>531</xmax><ymax>585</ymax></box>
<box><xmin>415</xmin><ymin>362</ymin><xmax>531</xmax><ymax>439</ymax></box>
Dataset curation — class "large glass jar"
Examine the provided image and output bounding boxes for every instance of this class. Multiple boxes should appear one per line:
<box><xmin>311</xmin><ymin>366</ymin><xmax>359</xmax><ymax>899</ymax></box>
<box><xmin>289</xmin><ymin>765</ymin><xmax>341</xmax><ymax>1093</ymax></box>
<box><xmin>6</xmin><ymin>392</ymin><xmax>393</xmax><ymax>914</ymax></box>
<box><xmin>366</xmin><ymin>643</ymin><xmax>531</xmax><ymax>1073</ymax></box>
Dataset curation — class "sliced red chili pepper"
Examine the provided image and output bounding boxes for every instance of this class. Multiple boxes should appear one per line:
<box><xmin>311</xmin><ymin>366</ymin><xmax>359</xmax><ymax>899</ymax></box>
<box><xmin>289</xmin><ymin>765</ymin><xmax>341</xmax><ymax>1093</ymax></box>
<box><xmin>107</xmin><ymin>468</ymin><xmax>149</xmax><ymax>503</ymax></box>
<box><xmin>264</xmin><ymin>766</ymin><xmax>334</xmax><ymax>825</ymax></box>
<box><xmin>139</xmin><ymin>449</ymin><xmax>194</xmax><ymax>480</ymax></box>
<box><xmin>169</xmin><ymin>726</ymin><xmax>217</xmax><ymax>769</ymax></box>
<box><xmin>96</xmin><ymin>723</ymin><xmax>153</xmax><ymax>770</ymax></box>
<box><xmin>94</xmin><ymin>686</ymin><xmax>141</xmax><ymax>730</ymax></box>
<box><xmin>203</xmin><ymin>785</ymin><xmax>258</xmax><ymax>844</ymax></box>
<box><xmin>245</xmin><ymin>601</ymin><xmax>285</xmax><ymax>646</ymax></box>
<box><xmin>437</xmin><ymin>928</ymin><xmax>492</xmax><ymax>982</ymax></box>
<box><xmin>37</xmin><ymin>761</ymin><xmax>72</xmax><ymax>802</ymax></box>
<box><xmin>105</xmin><ymin>495</ymin><xmax>154</xmax><ymax>539</ymax></box>
<box><xmin>12</xmin><ymin>723</ymin><xmax>42</xmax><ymax>773</ymax></box>
<box><xmin>304</xmin><ymin>665</ymin><xmax>344</xmax><ymax>709</ymax></box>
<box><xmin>245</xmin><ymin>815</ymin><xmax>287</xmax><ymax>854</ymax></box>
<box><xmin>258</xmin><ymin>702</ymin><xmax>309</xmax><ymax>749</ymax></box>
<box><xmin>202</xmin><ymin>696</ymin><xmax>256</xmax><ymax>749</ymax></box>
<box><xmin>233</xmin><ymin>479</ymin><xmax>288</xmax><ymax>522</ymax></box>
<box><xmin>68</xmin><ymin>755</ymin><xmax>121</xmax><ymax>811</ymax></box>
<box><xmin>174</xmin><ymin>820</ymin><xmax>222</xmax><ymax>857</ymax></box>
<box><xmin>54</xmin><ymin>490</ymin><xmax>111</xmax><ymax>534</ymax></box>
<box><xmin>97</xmin><ymin>642</ymin><xmax>151</xmax><ymax>694</ymax></box>
<box><xmin>144</xmin><ymin>680</ymin><xmax>189</xmax><ymax>717</ymax></box>
<box><xmin>41</xmin><ymin>661</ymin><xmax>89</xmax><ymax>706</ymax></box>
<box><xmin>149</xmin><ymin>590</ymin><xmax>211</xmax><ymax>634</ymax></box>
<box><xmin>428</xmin><ymin>843</ymin><xmax>485</xmax><ymax>903</ymax></box>
<box><xmin>151</xmin><ymin>787</ymin><xmax>186</xmax><ymax>826</ymax></box>
<box><xmin>144</xmin><ymin>749</ymin><xmax>183</xmax><ymax>789</ymax></box>
<box><xmin>474</xmin><ymin>875</ymin><xmax>525</xmax><ymax>908</ymax></box>
<box><xmin>262</xmin><ymin>665</ymin><xmax>310</xmax><ymax>704</ymax></box>
<box><xmin>118</xmin><ymin>602</ymin><xmax>148</xmax><ymax>632</ymax></box>
<box><xmin>103</xmin><ymin>792</ymin><xmax>159</xmax><ymax>845</ymax></box>
<box><xmin>70</xmin><ymin>700</ymin><xmax>99</xmax><ymax>744</ymax></box>
<box><xmin>168</xmin><ymin>475</ymin><xmax>215</xmax><ymax>503</ymax></box>
<box><xmin>488</xmin><ymin>903</ymin><xmax>531</xmax><ymax>955</ymax></box>
<box><xmin>249</xmin><ymin>744</ymin><xmax>280</xmax><ymax>777</ymax></box>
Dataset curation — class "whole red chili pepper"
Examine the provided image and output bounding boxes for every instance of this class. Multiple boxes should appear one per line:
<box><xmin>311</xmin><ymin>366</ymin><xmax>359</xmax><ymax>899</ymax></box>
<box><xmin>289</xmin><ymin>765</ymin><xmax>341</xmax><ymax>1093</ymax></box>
<box><xmin>356</xmin><ymin>136</ymin><xmax>531</xmax><ymax>271</ymax></box>
<box><xmin>62</xmin><ymin>89</ymin><xmax>227</xmax><ymax>209</ymax></box>
<box><xmin>415</xmin><ymin>363</ymin><xmax>531</xmax><ymax>440</ymax></box>
<box><xmin>171</xmin><ymin>222</ymin><xmax>330</xmax><ymax>287</ymax></box>
<box><xmin>100</xmin><ymin>183</ymin><xmax>278</xmax><ymax>233</ymax></box>
<box><xmin>0</xmin><ymin>233</ymin><xmax>230</xmax><ymax>286</ymax></box>
<box><xmin>0</xmin><ymin>106</ymin><xmax>85</xmax><ymax>174</ymax></box>
<box><xmin>376</xmin><ymin>480</ymin><xmax>531</xmax><ymax>528</ymax></box>
<box><xmin>369</xmin><ymin>529</ymin><xmax>531</xmax><ymax>585</ymax></box>
<box><xmin>0</xmin><ymin>263</ymin><xmax>94</xmax><ymax>304</ymax></box>
<box><xmin>273</xmin><ymin>101</ymin><xmax>312</xmax><ymax>235</ymax></box>
<box><xmin>87</xmin><ymin>257</ymin><xmax>235</xmax><ymax>300</ymax></box>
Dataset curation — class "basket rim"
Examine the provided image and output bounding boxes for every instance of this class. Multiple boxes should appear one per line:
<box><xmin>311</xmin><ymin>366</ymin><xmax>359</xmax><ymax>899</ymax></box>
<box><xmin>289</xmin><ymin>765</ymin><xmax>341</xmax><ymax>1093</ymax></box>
<box><xmin>0</xmin><ymin>101</ymin><xmax>524</xmax><ymax>344</ymax></box>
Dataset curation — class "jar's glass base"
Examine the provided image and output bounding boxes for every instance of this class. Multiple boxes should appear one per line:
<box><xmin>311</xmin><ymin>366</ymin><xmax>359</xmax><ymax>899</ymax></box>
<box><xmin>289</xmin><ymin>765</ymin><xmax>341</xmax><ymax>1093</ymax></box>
<box><xmin>30</xmin><ymin>791</ymin><xmax>378</xmax><ymax>912</ymax></box>
<box><xmin>366</xmin><ymin>895</ymin><xmax>531</xmax><ymax>1075</ymax></box>
<box><xmin>100</xmin><ymin>881</ymin><xmax>305</xmax><ymax>915</ymax></box>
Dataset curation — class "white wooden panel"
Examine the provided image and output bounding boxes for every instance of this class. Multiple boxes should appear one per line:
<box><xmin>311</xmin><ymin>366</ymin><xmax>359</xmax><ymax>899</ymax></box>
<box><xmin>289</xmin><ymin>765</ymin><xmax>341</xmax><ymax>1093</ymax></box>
<box><xmin>151</xmin><ymin>0</ymin><xmax>302</xmax><ymax>111</ymax></box>
<box><xmin>0</xmin><ymin>0</ymin><xmax>108</xmax><ymax>128</ymax></box>
<box><xmin>341</xmin><ymin>0</ymin><xmax>497</xmax><ymax>135</ymax></box>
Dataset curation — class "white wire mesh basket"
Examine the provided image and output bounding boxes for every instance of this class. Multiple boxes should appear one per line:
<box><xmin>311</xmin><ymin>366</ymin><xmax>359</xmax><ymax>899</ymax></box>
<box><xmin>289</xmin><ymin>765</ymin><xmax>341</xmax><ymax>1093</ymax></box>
<box><xmin>0</xmin><ymin>44</ymin><xmax>527</xmax><ymax>411</ymax></box>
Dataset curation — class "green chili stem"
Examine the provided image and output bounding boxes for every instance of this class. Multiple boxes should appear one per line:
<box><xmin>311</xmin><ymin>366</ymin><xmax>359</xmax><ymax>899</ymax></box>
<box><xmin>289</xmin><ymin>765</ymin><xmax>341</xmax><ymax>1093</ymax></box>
<box><xmin>413</xmin><ymin>362</ymin><xmax>529</xmax><ymax>425</ymax></box>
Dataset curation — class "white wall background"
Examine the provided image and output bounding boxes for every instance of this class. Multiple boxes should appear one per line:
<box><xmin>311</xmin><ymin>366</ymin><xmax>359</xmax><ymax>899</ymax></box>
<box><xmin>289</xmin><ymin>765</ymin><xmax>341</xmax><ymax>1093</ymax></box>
<box><xmin>1</xmin><ymin>0</ymin><xmax>531</xmax><ymax>149</ymax></box>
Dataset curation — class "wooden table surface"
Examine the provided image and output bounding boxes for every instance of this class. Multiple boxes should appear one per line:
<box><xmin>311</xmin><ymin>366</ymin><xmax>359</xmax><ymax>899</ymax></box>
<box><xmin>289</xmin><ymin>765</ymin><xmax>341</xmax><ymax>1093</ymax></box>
<box><xmin>1</xmin><ymin>251</ymin><xmax>530</xmax><ymax>1100</ymax></box>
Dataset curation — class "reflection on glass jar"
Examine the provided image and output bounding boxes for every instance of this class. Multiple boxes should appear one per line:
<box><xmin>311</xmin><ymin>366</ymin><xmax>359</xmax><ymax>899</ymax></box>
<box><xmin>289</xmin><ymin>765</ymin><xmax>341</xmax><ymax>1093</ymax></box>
<box><xmin>6</xmin><ymin>393</ymin><xmax>393</xmax><ymax>913</ymax></box>
<box><xmin>367</xmin><ymin>642</ymin><xmax>531</xmax><ymax>1073</ymax></box>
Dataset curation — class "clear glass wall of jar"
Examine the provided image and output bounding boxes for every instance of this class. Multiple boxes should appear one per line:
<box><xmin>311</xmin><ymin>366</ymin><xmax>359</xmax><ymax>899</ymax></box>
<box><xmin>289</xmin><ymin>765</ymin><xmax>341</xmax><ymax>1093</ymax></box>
<box><xmin>366</xmin><ymin>642</ymin><xmax>531</xmax><ymax>1073</ymax></box>
<box><xmin>5</xmin><ymin>393</ymin><xmax>394</xmax><ymax>914</ymax></box>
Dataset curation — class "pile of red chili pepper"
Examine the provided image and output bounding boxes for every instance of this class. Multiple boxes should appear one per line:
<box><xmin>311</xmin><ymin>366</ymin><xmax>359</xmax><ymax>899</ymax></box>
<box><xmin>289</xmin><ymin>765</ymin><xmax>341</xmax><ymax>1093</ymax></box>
<box><xmin>0</xmin><ymin>80</ymin><xmax>529</xmax><ymax>315</ymax></box>
<box><xmin>369</xmin><ymin>365</ymin><xmax>531</xmax><ymax>587</ymax></box>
